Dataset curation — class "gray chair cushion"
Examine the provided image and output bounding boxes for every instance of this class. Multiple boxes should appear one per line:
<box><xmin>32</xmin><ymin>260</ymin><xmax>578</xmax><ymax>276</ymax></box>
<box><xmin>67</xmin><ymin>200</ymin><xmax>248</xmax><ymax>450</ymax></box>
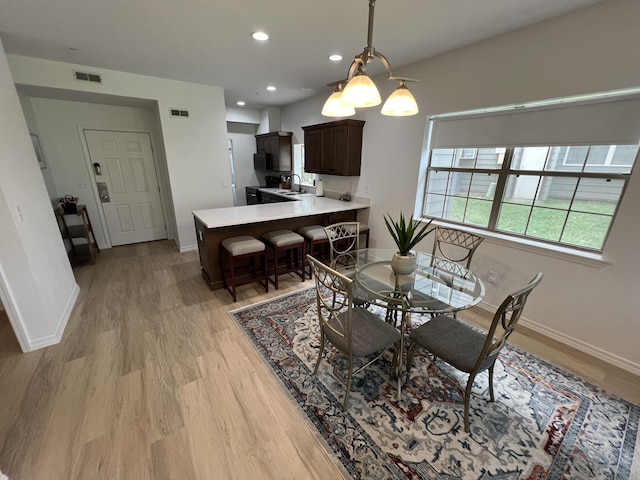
<box><xmin>409</xmin><ymin>315</ymin><xmax>495</xmax><ymax>373</ymax></box>
<box><xmin>345</xmin><ymin>223</ymin><xmax>368</xmax><ymax>233</ymax></box>
<box><xmin>298</xmin><ymin>225</ymin><xmax>328</xmax><ymax>241</ymax></box>
<box><xmin>325</xmin><ymin>308</ymin><xmax>401</xmax><ymax>357</ymax></box>
<box><xmin>221</xmin><ymin>235</ymin><xmax>265</xmax><ymax>256</ymax></box>
<box><xmin>409</xmin><ymin>291</ymin><xmax>451</xmax><ymax>312</ymax></box>
<box><xmin>263</xmin><ymin>229</ymin><xmax>304</xmax><ymax>247</ymax></box>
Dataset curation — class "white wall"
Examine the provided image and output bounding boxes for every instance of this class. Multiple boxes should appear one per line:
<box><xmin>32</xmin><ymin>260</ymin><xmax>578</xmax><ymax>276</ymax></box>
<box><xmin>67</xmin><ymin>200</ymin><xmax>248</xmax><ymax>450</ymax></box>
<box><xmin>226</xmin><ymin>106</ymin><xmax>261</xmax><ymax>124</ymax></box>
<box><xmin>24</xmin><ymin>97</ymin><xmax>163</xmax><ymax>248</ymax></box>
<box><xmin>7</xmin><ymin>55</ymin><xmax>233</xmax><ymax>251</ymax></box>
<box><xmin>228</xmin><ymin>122</ymin><xmax>260</xmax><ymax>206</ymax></box>
<box><xmin>256</xmin><ymin>107</ymin><xmax>282</xmax><ymax>134</ymax></box>
<box><xmin>0</xmin><ymin>38</ymin><xmax>79</xmax><ymax>351</ymax></box>
<box><xmin>282</xmin><ymin>0</ymin><xmax>640</xmax><ymax>373</ymax></box>
<box><xmin>17</xmin><ymin>92</ymin><xmax>58</xmax><ymax>196</ymax></box>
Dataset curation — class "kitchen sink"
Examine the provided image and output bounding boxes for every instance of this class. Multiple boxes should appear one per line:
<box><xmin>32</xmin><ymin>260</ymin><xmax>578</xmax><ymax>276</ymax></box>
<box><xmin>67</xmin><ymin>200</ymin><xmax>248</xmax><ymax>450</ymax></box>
<box><xmin>276</xmin><ymin>190</ymin><xmax>302</xmax><ymax>195</ymax></box>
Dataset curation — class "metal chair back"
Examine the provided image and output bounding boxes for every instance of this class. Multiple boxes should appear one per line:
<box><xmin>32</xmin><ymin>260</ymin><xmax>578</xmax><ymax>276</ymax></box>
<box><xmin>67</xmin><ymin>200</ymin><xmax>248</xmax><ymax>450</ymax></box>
<box><xmin>431</xmin><ymin>226</ymin><xmax>484</xmax><ymax>269</ymax></box>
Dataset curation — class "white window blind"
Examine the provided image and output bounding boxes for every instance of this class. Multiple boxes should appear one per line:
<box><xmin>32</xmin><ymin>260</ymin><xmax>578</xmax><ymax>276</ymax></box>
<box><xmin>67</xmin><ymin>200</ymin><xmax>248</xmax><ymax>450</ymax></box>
<box><xmin>430</xmin><ymin>92</ymin><xmax>640</xmax><ymax>148</ymax></box>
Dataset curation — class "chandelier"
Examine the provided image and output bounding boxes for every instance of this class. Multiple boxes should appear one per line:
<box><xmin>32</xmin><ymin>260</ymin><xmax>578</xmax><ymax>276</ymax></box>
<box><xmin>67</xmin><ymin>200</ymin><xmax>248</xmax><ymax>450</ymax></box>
<box><xmin>322</xmin><ymin>0</ymin><xmax>419</xmax><ymax>117</ymax></box>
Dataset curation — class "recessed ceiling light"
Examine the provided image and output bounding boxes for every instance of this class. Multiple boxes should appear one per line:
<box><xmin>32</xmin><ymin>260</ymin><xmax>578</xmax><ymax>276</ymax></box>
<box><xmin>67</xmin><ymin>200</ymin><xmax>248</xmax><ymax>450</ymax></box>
<box><xmin>251</xmin><ymin>31</ymin><xmax>269</xmax><ymax>41</ymax></box>
<box><xmin>237</xmin><ymin>101</ymin><xmax>246</xmax><ymax>106</ymax></box>
<box><xmin>328</xmin><ymin>54</ymin><xmax>343</xmax><ymax>62</ymax></box>
<box><xmin>266</xmin><ymin>86</ymin><xmax>276</xmax><ymax>91</ymax></box>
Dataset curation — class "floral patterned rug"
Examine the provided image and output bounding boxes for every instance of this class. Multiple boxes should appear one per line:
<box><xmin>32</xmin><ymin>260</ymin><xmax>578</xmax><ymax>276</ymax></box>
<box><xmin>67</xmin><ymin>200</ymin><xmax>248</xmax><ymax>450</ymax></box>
<box><xmin>229</xmin><ymin>288</ymin><xmax>639</xmax><ymax>479</ymax></box>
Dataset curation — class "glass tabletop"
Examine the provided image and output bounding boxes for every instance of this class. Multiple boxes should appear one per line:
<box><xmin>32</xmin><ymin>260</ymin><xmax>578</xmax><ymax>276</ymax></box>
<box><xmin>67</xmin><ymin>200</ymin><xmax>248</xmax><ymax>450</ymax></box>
<box><xmin>354</xmin><ymin>248</ymin><xmax>485</xmax><ymax>314</ymax></box>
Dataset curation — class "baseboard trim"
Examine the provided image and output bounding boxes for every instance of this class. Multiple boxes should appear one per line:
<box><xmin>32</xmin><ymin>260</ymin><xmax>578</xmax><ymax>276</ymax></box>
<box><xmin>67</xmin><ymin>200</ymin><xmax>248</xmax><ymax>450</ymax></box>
<box><xmin>476</xmin><ymin>300</ymin><xmax>640</xmax><ymax>377</ymax></box>
<box><xmin>28</xmin><ymin>283</ymin><xmax>79</xmax><ymax>351</ymax></box>
<box><xmin>179</xmin><ymin>244</ymin><xmax>198</xmax><ymax>253</ymax></box>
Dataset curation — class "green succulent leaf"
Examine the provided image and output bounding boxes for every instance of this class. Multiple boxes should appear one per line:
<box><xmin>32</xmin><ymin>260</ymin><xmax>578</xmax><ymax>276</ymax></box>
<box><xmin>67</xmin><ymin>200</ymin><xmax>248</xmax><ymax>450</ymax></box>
<box><xmin>384</xmin><ymin>212</ymin><xmax>434</xmax><ymax>256</ymax></box>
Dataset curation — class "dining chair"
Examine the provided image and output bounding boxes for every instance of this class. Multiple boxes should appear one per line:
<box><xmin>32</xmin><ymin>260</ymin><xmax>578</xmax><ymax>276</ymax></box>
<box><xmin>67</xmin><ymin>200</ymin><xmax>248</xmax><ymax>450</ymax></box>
<box><xmin>406</xmin><ymin>272</ymin><xmax>543</xmax><ymax>432</ymax></box>
<box><xmin>324</xmin><ymin>221</ymin><xmax>360</xmax><ymax>272</ymax></box>
<box><xmin>324</xmin><ymin>221</ymin><xmax>372</xmax><ymax>308</ymax></box>
<box><xmin>431</xmin><ymin>226</ymin><xmax>484</xmax><ymax>269</ymax></box>
<box><xmin>427</xmin><ymin>226</ymin><xmax>485</xmax><ymax>318</ymax></box>
<box><xmin>307</xmin><ymin>254</ymin><xmax>402</xmax><ymax>411</ymax></box>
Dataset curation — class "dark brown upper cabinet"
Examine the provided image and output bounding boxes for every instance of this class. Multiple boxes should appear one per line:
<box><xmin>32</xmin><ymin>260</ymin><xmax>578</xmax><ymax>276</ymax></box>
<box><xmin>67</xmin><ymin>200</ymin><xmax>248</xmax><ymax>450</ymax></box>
<box><xmin>302</xmin><ymin>120</ymin><xmax>365</xmax><ymax>176</ymax></box>
<box><xmin>255</xmin><ymin>131</ymin><xmax>293</xmax><ymax>172</ymax></box>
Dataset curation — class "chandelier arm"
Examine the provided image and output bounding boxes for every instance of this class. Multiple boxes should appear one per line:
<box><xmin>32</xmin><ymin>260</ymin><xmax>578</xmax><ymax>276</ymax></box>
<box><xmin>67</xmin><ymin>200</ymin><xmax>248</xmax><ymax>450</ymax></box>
<box><xmin>347</xmin><ymin>56</ymin><xmax>365</xmax><ymax>80</ymax></box>
<box><xmin>389</xmin><ymin>76</ymin><xmax>419</xmax><ymax>83</ymax></box>
<box><xmin>372</xmin><ymin>51</ymin><xmax>393</xmax><ymax>78</ymax></box>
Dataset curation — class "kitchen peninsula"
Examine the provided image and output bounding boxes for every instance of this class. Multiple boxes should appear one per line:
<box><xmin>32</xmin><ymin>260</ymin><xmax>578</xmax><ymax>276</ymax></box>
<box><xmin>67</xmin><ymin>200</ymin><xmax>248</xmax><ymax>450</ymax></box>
<box><xmin>193</xmin><ymin>194</ymin><xmax>369</xmax><ymax>290</ymax></box>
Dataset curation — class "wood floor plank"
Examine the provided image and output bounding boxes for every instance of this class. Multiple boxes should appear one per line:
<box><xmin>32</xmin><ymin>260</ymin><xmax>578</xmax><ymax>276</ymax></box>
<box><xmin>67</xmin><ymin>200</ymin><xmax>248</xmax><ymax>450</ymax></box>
<box><xmin>73</xmin><ymin>433</ymin><xmax>119</xmax><ymax>480</ymax></box>
<box><xmin>0</xmin><ymin>239</ymin><xmax>637</xmax><ymax>479</ymax></box>
<box><xmin>33</xmin><ymin>355</ymin><xmax>93</xmax><ymax>479</ymax></box>
<box><xmin>151</xmin><ymin>427</ymin><xmax>197</xmax><ymax>480</ymax></box>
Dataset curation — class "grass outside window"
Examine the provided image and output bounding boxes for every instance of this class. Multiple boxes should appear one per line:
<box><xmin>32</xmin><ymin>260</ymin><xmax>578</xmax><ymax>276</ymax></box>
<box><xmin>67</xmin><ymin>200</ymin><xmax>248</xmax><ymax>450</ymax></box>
<box><xmin>450</xmin><ymin>197</ymin><xmax>613</xmax><ymax>249</ymax></box>
<box><xmin>423</xmin><ymin>145</ymin><xmax>636</xmax><ymax>252</ymax></box>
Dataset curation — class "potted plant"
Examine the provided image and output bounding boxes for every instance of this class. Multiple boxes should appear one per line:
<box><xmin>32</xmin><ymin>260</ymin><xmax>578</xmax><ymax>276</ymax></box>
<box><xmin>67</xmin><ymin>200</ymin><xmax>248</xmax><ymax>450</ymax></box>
<box><xmin>383</xmin><ymin>212</ymin><xmax>434</xmax><ymax>274</ymax></box>
<box><xmin>58</xmin><ymin>195</ymin><xmax>79</xmax><ymax>214</ymax></box>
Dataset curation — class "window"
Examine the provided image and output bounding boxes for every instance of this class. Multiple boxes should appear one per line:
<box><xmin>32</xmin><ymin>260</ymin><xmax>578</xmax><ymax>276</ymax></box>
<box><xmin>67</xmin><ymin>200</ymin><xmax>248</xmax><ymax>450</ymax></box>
<box><xmin>420</xmin><ymin>90</ymin><xmax>640</xmax><ymax>253</ymax></box>
<box><xmin>459</xmin><ymin>148</ymin><xmax>477</xmax><ymax>160</ymax></box>
<box><xmin>293</xmin><ymin>144</ymin><xmax>316</xmax><ymax>187</ymax></box>
<box><xmin>423</xmin><ymin>145</ymin><xmax>637</xmax><ymax>251</ymax></box>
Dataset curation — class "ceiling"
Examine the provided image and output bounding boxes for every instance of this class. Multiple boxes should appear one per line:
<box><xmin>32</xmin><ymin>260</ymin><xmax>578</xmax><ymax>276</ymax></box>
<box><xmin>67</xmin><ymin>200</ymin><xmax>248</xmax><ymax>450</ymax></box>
<box><xmin>0</xmin><ymin>0</ymin><xmax>603</xmax><ymax>109</ymax></box>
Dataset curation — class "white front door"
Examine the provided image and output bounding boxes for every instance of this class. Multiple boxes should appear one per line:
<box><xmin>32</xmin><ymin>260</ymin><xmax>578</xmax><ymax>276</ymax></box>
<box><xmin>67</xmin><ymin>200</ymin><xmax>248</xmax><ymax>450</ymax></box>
<box><xmin>84</xmin><ymin>130</ymin><xmax>166</xmax><ymax>246</ymax></box>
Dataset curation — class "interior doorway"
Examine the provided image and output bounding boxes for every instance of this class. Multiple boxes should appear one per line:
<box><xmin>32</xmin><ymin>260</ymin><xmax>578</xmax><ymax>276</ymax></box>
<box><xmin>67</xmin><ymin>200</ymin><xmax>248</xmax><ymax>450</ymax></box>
<box><xmin>84</xmin><ymin>130</ymin><xmax>167</xmax><ymax>246</ymax></box>
<box><xmin>228</xmin><ymin>139</ymin><xmax>238</xmax><ymax>206</ymax></box>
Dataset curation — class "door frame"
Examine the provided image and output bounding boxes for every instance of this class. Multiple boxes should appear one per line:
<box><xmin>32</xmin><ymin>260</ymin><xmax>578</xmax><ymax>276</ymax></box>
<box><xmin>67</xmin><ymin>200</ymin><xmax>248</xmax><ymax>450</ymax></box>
<box><xmin>78</xmin><ymin>125</ymin><xmax>173</xmax><ymax>249</ymax></box>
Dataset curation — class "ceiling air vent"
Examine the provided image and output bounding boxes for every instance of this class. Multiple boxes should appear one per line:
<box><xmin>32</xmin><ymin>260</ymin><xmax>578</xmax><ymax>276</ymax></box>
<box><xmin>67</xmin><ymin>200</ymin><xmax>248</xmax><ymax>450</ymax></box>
<box><xmin>73</xmin><ymin>70</ymin><xmax>102</xmax><ymax>84</ymax></box>
<box><xmin>170</xmin><ymin>108</ymin><xmax>190</xmax><ymax>118</ymax></box>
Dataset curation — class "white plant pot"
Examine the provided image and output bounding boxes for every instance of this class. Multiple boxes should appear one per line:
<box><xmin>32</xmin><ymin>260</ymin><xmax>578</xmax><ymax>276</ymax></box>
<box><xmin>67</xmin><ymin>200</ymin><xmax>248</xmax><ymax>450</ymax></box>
<box><xmin>391</xmin><ymin>252</ymin><xmax>417</xmax><ymax>275</ymax></box>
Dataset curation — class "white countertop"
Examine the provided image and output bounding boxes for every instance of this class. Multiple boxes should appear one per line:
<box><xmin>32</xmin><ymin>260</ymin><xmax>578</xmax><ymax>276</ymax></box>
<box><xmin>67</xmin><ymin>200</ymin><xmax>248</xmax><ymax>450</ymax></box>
<box><xmin>193</xmin><ymin>194</ymin><xmax>370</xmax><ymax>229</ymax></box>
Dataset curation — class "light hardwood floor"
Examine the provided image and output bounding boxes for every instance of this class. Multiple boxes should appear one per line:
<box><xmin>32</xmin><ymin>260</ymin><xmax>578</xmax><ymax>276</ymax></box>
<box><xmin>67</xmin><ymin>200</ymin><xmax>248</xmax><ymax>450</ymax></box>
<box><xmin>0</xmin><ymin>240</ymin><xmax>637</xmax><ymax>479</ymax></box>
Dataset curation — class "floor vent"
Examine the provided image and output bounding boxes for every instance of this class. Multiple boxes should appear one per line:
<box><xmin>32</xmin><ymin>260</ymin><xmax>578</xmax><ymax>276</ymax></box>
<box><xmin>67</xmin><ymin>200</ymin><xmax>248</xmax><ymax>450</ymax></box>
<box><xmin>170</xmin><ymin>108</ymin><xmax>190</xmax><ymax>118</ymax></box>
<box><xmin>74</xmin><ymin>70</ymin><xmax>102</xmax><ymax>84</ymax></box>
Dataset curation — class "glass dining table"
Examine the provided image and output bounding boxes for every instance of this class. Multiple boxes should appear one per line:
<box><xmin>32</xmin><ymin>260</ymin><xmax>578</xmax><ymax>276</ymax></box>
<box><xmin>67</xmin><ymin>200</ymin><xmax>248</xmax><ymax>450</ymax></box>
<box><xmin>353</xmin><ymin>248</ymin><xmax>486</xmax><ymax>398</ymax></box>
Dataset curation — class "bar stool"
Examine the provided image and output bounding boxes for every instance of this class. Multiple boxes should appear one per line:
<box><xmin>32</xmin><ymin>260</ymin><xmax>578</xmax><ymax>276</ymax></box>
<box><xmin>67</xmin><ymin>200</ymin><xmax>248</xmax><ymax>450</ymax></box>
<box><xmin>345</xmin><ymin>222</ymin><xmax>370</xmax><ymax>247</ymax></box>
<box><xmin>219</xmin><ymin>235</ymin><xmax>268</xmax><ymax>302</ymax></box>
<box><xmin>360</xmin><ymin>223</ymin><xmax>370</xmax><ymax>248</ymax></box>
<box><xmin>298</xmin><ymin>225</ymin><xmax>329</xmax><ymax>274</ymax></box>
<box><xmin>262</xmin><ymin>229</ymin><xmax>306</xmax><ymax>289</ymax></box>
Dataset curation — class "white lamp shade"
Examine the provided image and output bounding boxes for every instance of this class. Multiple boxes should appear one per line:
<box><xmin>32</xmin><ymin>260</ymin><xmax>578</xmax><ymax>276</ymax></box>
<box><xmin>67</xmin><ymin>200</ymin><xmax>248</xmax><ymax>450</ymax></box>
<box><xmin>381</xmin><ymin>84</ymin><xmax>419</xmax><ymax>116</ymax></box>
<box><xmin>321</xmin><ymin>91</ymin><xmax>356</xmax><ymax>117</ymax></box>
<box><xmin>341</xmin><ymin>73</ymin><xmax>381</xmax><ymax>108</ymax></box>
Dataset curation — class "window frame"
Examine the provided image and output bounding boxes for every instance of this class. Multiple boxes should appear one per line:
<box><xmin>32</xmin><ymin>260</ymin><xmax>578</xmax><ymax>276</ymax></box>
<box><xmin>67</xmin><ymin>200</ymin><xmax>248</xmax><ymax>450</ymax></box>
<box><xmin>293</xmin><ymin>143</ymin><xmax>316</xmax><ymax>187</ymax></box>
<box><xmin>422</xmin><ymin>145</ymin><xmax>636</xmax><ymax>253</ymax></box>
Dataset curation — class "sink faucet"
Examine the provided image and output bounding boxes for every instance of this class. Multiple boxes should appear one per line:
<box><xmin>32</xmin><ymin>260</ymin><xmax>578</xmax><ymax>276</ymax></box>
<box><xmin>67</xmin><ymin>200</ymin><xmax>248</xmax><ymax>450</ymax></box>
<box><xmin>291</xmin><ymin>173</ymin><xmax>302</xmax><ymax>192</ymax></box>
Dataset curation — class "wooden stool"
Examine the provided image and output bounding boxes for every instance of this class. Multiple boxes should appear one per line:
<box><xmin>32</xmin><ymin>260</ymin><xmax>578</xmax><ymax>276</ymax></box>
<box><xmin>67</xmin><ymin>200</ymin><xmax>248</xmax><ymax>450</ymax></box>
<box><xmin>262</xmin><ymin>229</ymin><xmax>306</xmax><ymax>289</ymax></box>
<box><xmin>360</xmin><ymin>223</ymin><xmax>370</xmax><ymax>247</ymax></box>
<box><xmin>219</xmin><ymin>235</ymin><xmax>268</xmax><ymax>302</ymax></box>
<box><xmin>298</xmin><ymin>225</ymin><xmax>329</xmax><ymax>275</ymax></box>
<box><xmin>346</xmin><ymin>222</ymin><xmax>370</xmax><ymax>247</ymax></box>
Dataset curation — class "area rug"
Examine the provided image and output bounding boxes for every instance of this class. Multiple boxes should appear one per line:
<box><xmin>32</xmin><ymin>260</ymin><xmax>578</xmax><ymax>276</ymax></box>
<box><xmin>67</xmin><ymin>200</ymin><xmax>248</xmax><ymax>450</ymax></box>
<box><xmin>229</xmin><ymin>288</ymin><xmax>639</xmax><ymax>479</ymax></box>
